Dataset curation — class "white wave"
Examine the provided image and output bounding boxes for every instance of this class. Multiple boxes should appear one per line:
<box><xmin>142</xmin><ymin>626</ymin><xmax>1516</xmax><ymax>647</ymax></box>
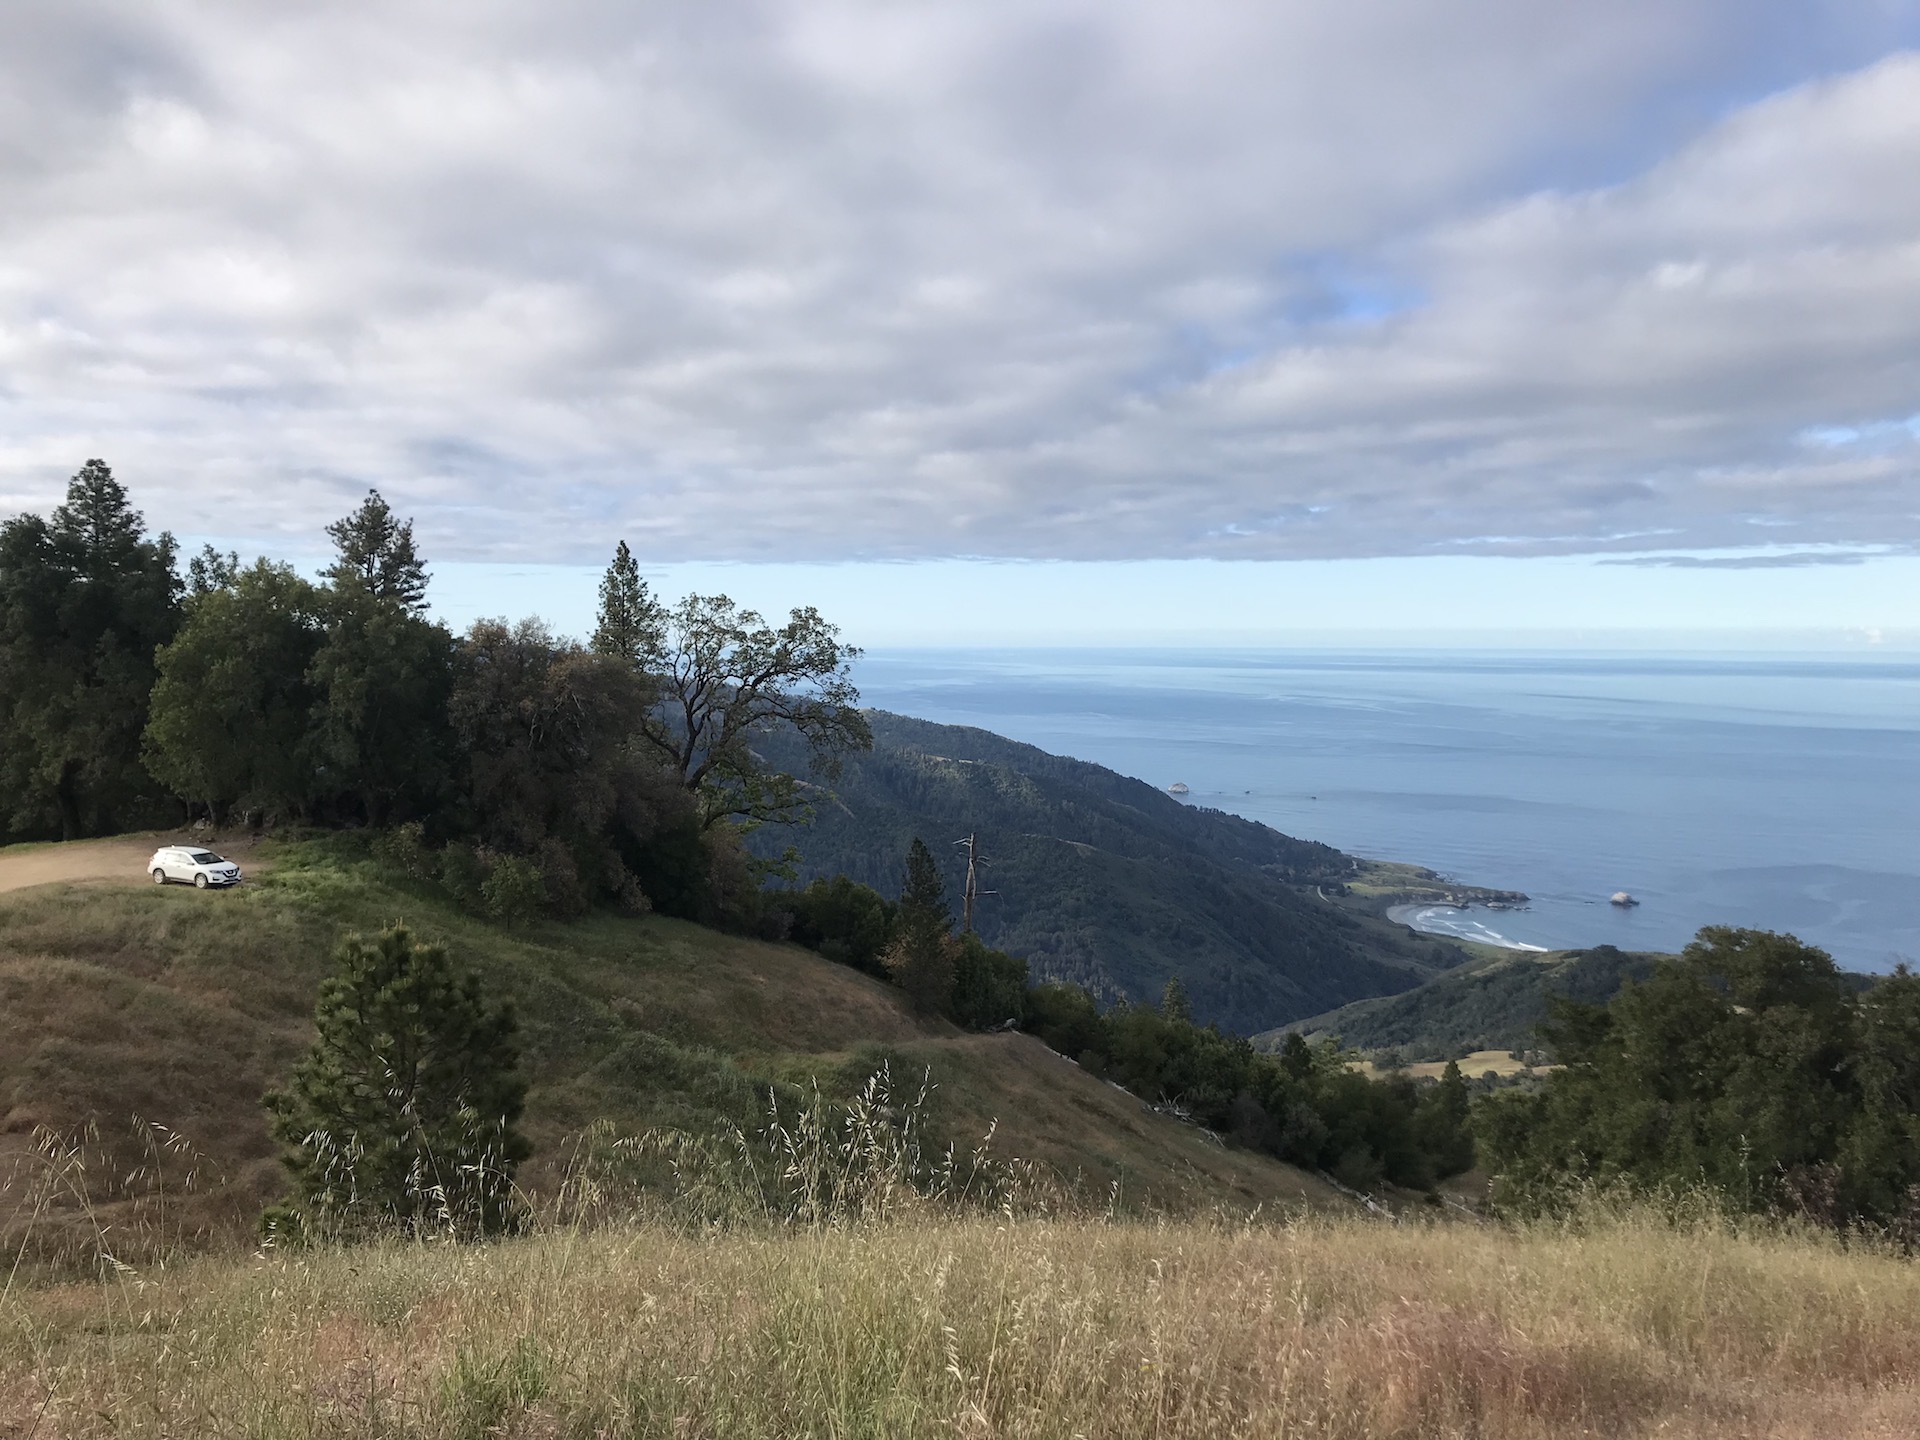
<box><xmin>1389</xmin><ymin>904</ymin><xmax>1552</xmax><ymax>952</ymax></box>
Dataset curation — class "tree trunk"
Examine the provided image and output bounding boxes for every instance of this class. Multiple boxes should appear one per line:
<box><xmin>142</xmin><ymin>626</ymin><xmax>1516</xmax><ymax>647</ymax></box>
<box><xmin>55</xmin><ymin>759</ymin><xmax>82</xmax><ymax>841</ymax></box>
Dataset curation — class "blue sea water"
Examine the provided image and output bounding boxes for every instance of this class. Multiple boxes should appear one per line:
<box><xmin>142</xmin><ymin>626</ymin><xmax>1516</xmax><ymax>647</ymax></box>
<box><xmin>852</xmin><ymin>649</ymin><xmax>1920</xmax><ymax>973</ymax></box>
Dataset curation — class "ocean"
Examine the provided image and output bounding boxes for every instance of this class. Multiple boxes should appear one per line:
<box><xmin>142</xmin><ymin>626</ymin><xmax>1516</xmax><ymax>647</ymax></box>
<box><xmin>851</xmin><ymin>648</ymin><xmax>1920</xmax><ymax>973</ymax></box>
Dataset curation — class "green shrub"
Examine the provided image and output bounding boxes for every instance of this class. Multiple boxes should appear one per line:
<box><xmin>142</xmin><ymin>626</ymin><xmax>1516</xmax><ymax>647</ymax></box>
<box><xmin>371</xmin><ymin>820</ymin><xmax>431</xmax><ymax>879</ymax></box>
<box><xmin>949</xmin><ymin>933</ymin><xmax>1028</xmax><ymax>1030</ymax></box>
<box><xmin>481</xmin><ymin>854</ymin><xmax>547</xmax><ymax>927</ymax></box>
<box><xmin>438</xmin><ymin>842</ymin><xmax>488</xmax><ymax>910</ymax></box>
<box><xmin>787</xmin><ymin>874</ymin><xmax>895</xmax><ymax>975</ymax></box>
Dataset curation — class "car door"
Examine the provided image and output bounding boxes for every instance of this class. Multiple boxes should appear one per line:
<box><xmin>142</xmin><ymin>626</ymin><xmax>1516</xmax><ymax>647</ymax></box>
<box><xmin>163</xmin><ymin>850</ymin><xmax>191</xmax><ymax>881</ymax></box>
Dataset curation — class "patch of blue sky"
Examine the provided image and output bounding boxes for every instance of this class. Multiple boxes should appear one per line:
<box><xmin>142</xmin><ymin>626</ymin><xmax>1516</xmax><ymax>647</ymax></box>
<box><xmin>1797</xmin><ymin>415</ymin><xmax>1920</xmax><ymax>451</ymax></box>
<box><xmin>1485</xmin><ymin>11</ymin><xmax>1920</xmax><ymax>202</ymax></box>
<box><xmin>1133</xmin><ymin>257</ymin><xmax>1428</xmax><ymax>396</ymax></box>
<box><xmin>1279</xmin><ymin>253</ymin><xmax>1427</xmax><ymax>328</ymax></box>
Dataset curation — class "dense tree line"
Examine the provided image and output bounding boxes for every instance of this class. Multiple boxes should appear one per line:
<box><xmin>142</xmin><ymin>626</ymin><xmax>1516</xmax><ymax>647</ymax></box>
<box><xmin>783</xmin><ymin>843</ymin><xmax>1477</xmax><ymax>1195</ymax></box>
<box><xmin>1477</xmin><ymin>927</ymin><xmax>1920</xmax><ymax>1229</ymax></box>
<box><xmin>782</xmin><ymin>838</ymin><xmax>1031</xmax><ymax>1031</ymax></box>
<box><xmin>0</xmin><ymin>461</ymin><xmax>868</xmax><ymax>928</ymax></box>
<box><xmin>1024</xmin><ymin>981</ymin><xmax>1474</xmax><ymax>1193</ymax></box>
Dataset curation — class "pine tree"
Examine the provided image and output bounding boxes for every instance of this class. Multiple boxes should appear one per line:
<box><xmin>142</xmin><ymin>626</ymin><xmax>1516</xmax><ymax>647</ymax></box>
<box><xmin>0</xmin><ymin>459</ymin><xmax>181</xmax><ymax>839</ymax></box>
<box><xmin>886</xmin><ymin>838</ymin><xmax>955</xmax><ymax>1016</ymax></box>
<box><xmin>1413</xmin><ymin>1059</ymin><xmax>1476</xmax><ymax>1179</ymax></box>
<box><xmin>323</xmin><ymin>489</ymin><xmax>429</xmax><ymax>610</ymax></box>
<box><xmin>591</xmin><ymin>540</ymin><xmax>665</xmax><ymax>667</ymax></box>
<box><xmin>53</xmin><ymin>458</ymin><xmax>149</xmax><ymax>563</ymax></box>
<box><xmin>265</xmin><ymin>924</ymin><xmax>529</xmax><ymax>1239</ymax></box>
<box><xmin>1161</xmin><ymin>975</ymin><xmax>1193</xmax><ymax>1024</ymax></box>
<box><xmin>898</xmin><ymin>837</ymin><xmax>950</xmax><ymax>937</ymax></box>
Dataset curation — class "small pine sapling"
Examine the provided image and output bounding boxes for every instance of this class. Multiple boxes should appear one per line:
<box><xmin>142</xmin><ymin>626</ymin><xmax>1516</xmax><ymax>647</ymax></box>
<box><xmin>265</xmin><ymin>924</ymin><xmax>529</xmax><ymax>1240</ymax></box>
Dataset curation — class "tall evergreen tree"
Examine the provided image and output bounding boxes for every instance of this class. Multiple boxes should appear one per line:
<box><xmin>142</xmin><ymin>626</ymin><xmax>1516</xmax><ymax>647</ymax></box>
<box><xmin>898</xmin><ymin>838</ymin><xmax>950</xmax><ymax>938</ymax></box>
<box><xmin>323</xmin><ymin>489</ymin><xmax>429</xmax><ymax>610</ymax></box>
<box><xmin>1412</xmin><ymin>1060</ymin><xmax>1475</xmax><ymax>1178</ymax></box>
<box><xmin>887</xmin><ymin>838</ymin><xmax>955</xmax><ymax>1016</ymax></box>
<box><xmin>266</xmin><ymin>924</ymin><xmax>529</xmax><ymax>1238</ymax></box>
<box><xmin>591</xmin><ymin>540</ymin><xmax>665</xmax><ymax>667</ymax></box>
<box><xmin>0</xmin><ymin>460</ymin><xmax>181</xmax><ymax>839</ymax></box>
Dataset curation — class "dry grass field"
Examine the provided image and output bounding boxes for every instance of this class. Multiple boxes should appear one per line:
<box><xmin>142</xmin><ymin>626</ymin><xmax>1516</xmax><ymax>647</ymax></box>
<box><xmin>4</xmin><ymin>1207</ymin><xmax>1918</xmax><ymax>1439</ymax></box>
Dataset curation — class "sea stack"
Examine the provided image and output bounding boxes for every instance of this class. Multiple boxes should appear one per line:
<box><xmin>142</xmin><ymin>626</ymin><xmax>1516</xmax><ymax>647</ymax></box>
<box><xmin>1167</xmin><ymin>782</ymin><xmax>1190</xmax><ymax>795</ymax></box>
<box><xmin>1610</xmin><ymin>891</ymin><xmax>1639</xmax><ymax>908</ymax></box>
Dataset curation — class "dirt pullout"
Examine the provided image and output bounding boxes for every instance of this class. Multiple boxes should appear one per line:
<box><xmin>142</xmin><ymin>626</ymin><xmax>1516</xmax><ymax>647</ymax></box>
<box><xmin>0</xmin><ymin>834</ymin><xmax>273</xmax><ymax>894</ymax></box>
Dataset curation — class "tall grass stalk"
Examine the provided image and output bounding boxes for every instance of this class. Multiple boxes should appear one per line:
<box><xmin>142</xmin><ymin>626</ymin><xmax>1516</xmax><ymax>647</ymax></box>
<box><xmin>549</xmin><ymin>1063</ymin><xmax>1071</xmax><ymax>1234</ymax></box>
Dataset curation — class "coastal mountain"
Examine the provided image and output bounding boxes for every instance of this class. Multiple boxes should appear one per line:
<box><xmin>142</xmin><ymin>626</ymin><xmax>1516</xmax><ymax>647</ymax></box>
<box><xmin>751</xmin><ymin>711</ymin><xmax>1469</xmax><ymax>1033</ymax></box>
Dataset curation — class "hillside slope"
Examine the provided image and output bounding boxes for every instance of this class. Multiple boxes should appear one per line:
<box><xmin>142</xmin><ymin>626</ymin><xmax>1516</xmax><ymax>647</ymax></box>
<box><xmin>0</xmin><ymin>838</ymin><xmax>1338</xmax><ymax>1252</ymax></box>
<box><xmin>753</xmin><ymin>711</ymin><xmax>1467</xmax><ymax>1031</ymax></box>
<box><xmin>1259</xmin><ymin>944</ymin><xmax>1664</xmax><ymax>1058</ymax></box>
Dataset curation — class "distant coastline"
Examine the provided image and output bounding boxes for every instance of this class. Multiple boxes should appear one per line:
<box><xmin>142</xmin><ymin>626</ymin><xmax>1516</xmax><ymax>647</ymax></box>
<box><xmin>851</xmin><ymin>648</ymin><xmax>1920</xmax><ymax>970</ymax></box>
<box><xmin>1387</xmin><ymin>902</ymin><xmax>1552</xmax><ymax>953</ymax></box>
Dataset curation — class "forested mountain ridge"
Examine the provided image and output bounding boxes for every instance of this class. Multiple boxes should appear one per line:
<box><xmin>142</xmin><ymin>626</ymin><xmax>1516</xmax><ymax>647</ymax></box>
<box><xmin>752</xmin><ymin>712</ymin><xmax>1467</xmax><ymax>1032</ymax></box>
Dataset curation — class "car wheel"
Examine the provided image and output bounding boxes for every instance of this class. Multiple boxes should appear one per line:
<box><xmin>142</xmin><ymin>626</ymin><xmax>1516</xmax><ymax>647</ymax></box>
<box><xmin>193</xmin><ymin>873</ymin><xmax>209</xmax><ymax>889</ymax></box>
<box><xmin>153</xmin><ymin>868</ymin><xmax>167</xmax><ymax>884</ymax></box>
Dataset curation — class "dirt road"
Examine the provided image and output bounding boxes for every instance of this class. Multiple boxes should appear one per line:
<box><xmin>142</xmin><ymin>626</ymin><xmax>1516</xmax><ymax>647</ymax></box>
<box><xmin>0</xmin><ymin>835</ymin><xmax>273</xmax><ymax>894</ymax></box>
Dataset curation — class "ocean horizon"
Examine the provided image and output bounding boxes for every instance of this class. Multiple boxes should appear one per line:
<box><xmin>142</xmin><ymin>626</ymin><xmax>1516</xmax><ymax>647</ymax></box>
<box><xmin>850</xmin><ymin>647</ymin><xmax>1920</xmax><ymax>973</ymax></box>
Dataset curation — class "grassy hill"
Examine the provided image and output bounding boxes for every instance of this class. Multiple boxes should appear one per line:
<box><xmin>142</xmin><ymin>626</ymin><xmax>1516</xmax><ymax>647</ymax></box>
<box><xmin>0</xmin><ymin>835</ymin><xmax>1338</xmax><ymax>1254</ymax></box>
<box><xmin>752</xmin><ymin>711</ymin><xmax>1468</xmax><ymax>1031</ymax></box>
<box><xmin>1259</xmin><ymin>944</ymin><xmax>1665</xmax><ymax>1059</ymax></box>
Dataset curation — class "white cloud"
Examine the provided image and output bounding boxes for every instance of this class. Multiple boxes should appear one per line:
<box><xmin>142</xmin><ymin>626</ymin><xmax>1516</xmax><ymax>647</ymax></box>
<box><xmin>0</xmin><ymin>2</ymin><xmax>1917</xmax><ymax>560</ymax></box>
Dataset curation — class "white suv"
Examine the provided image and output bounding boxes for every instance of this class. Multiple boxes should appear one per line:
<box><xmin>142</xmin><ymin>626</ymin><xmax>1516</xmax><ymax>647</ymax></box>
<box><xmin>149</xmin><ymin>846</ymin><xmax>244</xmax><ymax>889</ymax></box>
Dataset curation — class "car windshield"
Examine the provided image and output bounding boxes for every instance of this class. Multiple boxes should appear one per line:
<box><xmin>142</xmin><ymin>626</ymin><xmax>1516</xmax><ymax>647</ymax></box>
<box><xmin>190</xmin><ymin>851</ymin><xmax>223</xmax><ymax>864</ymax></box>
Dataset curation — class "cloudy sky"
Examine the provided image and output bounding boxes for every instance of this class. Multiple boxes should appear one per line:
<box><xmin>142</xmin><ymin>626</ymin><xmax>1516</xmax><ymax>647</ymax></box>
<box><xmin>3</xmin><ymin>2</ymin><xmax>1918</xmax><ymax>638</ymax></box>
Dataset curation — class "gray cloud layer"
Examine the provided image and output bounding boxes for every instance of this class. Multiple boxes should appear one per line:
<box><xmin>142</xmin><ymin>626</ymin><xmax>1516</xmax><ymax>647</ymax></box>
<box><xmin>2</xmin><ymin>2</ymin><xmax>1918</xmax><ymax>561</ymax></box>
